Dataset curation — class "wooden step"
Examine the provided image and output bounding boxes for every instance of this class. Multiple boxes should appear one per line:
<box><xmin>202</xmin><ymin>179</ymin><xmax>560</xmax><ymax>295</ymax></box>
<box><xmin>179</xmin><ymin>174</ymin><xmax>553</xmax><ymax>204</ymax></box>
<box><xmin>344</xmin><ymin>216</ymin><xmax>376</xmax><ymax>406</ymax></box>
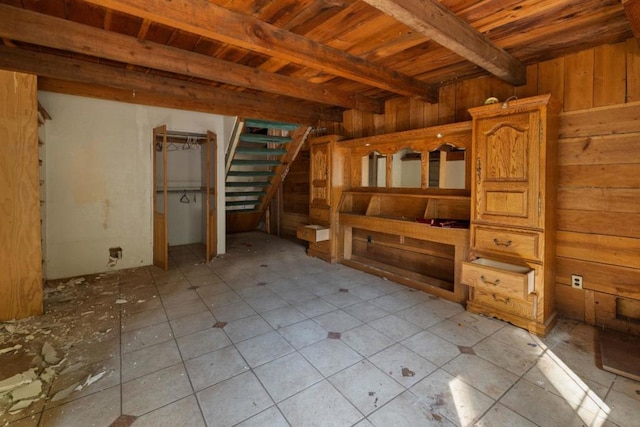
<box><xmin>231</xmin><ymin>159</ymin><xmax>281</xmax><ymax>166</ymax></box>
<box><xmin>226</xmin><ymin>191</ymin><xmax>267</xmax><ymax>197</ymax></box>
<box><xmin>239</xmin><ymin>134</ymin><xmax>292</xmax><ymax>144</ymax></box>
<box><xmin>225</xmin><ymin>207</ymin><xmax>259</xmax><ymax>212</ymax></box>
<box><xmin>226</xmin><ymin>200</ymin><xmax>260</xmax><ymax>206</ymax></box>
<box><xmin>226</xmin><ymin>181</ymin><xmax>270</xmax><ymax>187</ymax></box>
<box><xmin>236</xmin><ymin>147</ymin><xmax>287</xmax><ymax>155</ymax></box>
<box><xmin>244</xmin><ymin>119</ymin><xmax>298</xmax><ymax>131</ymax></box>
<box><xmin>227</xmin><ymin>171</ymin><xmax>275</xmax><ymax>177</ymax></box>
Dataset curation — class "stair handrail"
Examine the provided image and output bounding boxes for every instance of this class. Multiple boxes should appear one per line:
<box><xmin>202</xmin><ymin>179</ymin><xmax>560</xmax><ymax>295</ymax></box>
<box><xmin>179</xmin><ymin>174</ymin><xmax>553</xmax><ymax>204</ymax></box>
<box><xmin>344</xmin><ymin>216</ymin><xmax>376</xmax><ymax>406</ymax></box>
<box><xmin>225</xmin><ymin>118</ymin><xmax>244</xmax><ymax>176</ymax></box>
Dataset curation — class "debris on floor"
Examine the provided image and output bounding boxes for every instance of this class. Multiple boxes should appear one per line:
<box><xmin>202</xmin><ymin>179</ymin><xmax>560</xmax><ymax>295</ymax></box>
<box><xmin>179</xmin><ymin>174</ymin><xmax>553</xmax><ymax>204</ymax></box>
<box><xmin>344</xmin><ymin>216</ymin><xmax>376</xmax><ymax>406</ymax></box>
<box><xmin>0</xmin><ymin>270</ymin><xmax>138</xmax><ymax>419</ymax></box>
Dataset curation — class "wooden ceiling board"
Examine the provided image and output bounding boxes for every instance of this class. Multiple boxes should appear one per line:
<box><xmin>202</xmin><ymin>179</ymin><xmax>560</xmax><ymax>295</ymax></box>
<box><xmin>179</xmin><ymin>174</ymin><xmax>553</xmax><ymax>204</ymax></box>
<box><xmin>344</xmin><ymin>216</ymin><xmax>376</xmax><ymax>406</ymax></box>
<box><xmin>21</xmin><ymin>0</ymin><xmax>65</xmax><ymax>17</ymax></box>
<box><xmin>65</xmin><ymin>0</ymin><xmax>105</xmax><ymax>28</ymax></box>
<box><xmin>0</xmin><ymin>0</ymin><xmax>635</xmax><ymax>121</ymax></box>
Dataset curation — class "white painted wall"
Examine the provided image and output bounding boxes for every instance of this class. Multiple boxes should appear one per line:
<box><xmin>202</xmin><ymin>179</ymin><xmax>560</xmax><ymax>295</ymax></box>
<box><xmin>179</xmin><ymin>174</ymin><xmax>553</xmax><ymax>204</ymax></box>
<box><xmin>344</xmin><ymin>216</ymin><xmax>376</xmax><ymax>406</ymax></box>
<box><xmin>39</xmin><ymin>92</ymin><xmax>231</xmax><ymax>279</ymax></box>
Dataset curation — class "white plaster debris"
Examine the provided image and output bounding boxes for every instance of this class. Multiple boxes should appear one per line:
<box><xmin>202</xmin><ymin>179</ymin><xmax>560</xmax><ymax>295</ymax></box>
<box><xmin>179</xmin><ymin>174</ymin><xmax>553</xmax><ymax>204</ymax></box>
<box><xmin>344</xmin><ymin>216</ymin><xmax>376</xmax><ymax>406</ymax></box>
<box><xmin>8</xmin><ymin>398</ymin><xmax>38</xmax><ymax>414</ymax></box>
<box><xmin>0</xmin><ymin>344</ymin><xmax>21</xmax><ymax>355</ymax></box>
<box><xmin>51</xmin><ymin>383</ymin><xmax>79</xmax><ymax>402</ymax></box>
<box><xmin>75</xmin><ymin>371</ymin><xmax>107</xmax><ymax>391</ymax></box>
<box><xmin>115</xmin><ymin>299</ymin><xmax>128</xmax><ymax>304</ymax></box>
<box><xmin>10</xmin><ymin>380</ymin><xmax>42</xmax><ymax>401</ymax></box>
<box><xmin>40</xmin><ymin>367</ymin><xmax>57</xmax><ymax>384</ymax></box>
<box><xmin>60</xmin><ymin>363</ymin><xmax>85</xmax><ymax>376</ymax></box>
<box><xmin>41</xmin><ymin>342</ymin><xmax>61</xmax><ymax>365</ymax></box>
<box><xmin>0</xmin><ymin>368</ymin><xmax>38</xmax><ymax>394</ymax></box>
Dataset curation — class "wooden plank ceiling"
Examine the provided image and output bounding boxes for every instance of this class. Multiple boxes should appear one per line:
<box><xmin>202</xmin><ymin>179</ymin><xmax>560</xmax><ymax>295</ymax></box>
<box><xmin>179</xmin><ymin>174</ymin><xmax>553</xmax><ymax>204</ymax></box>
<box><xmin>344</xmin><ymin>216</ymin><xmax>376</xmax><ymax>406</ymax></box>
<box><xmin>0</xmin><ymin>0</ymin><xmax>633</xmax><ymax>124</ymax></box>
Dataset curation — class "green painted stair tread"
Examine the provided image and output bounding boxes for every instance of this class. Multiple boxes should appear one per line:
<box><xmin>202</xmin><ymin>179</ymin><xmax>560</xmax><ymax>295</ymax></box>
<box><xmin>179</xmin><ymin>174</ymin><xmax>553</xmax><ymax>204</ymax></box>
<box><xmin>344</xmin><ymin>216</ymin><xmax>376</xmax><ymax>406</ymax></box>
<box><xmin>225</xmin><ymin>207</ymin><xmax>259</xmax><ymax>213</ymax></box>
<box><xmin>225</xmin><ymin>181</ymin><xmax>270</xmax><ymax>187</ymax></box>
<box><xmin>225</xmin><ymin>191</ymin><xmax>267</xmax><ymax>197</ymax></box>
<box><xmin>226</xmin><ymin>200</ymin><xmax>260</xmax><ymax>206</ymax></box>
<box><xmin>239</xmin><ymin>134</ymin><xmax>292</xmax><ymax>144</ymax></box>
<box><xmin>236</xmin><ymin>147</ymin><xmax>287</xmax><ymax>155</ymax></box>
<box><xmin>227</xmin><ymin>171</ymin><xmax>275</xmax><ymax>177</ymax></box>
<box><xmin>231</xmin><ymin>159</ymin><xmax>281</xmax><ymax>166</ymax></box>
<box><xmin>244</xmin><ymin>119</ymin><xmax>298</xmax><ymax>131</ymax></box>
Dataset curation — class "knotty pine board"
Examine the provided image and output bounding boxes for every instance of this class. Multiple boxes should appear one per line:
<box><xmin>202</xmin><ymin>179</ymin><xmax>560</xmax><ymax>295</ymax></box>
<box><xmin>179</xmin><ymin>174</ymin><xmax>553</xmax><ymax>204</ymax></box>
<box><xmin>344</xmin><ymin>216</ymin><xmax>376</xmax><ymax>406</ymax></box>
<box><xmin>0</xmin><ymin>70</ymin><xmax>43</xmax><ymax>320</ymax></box>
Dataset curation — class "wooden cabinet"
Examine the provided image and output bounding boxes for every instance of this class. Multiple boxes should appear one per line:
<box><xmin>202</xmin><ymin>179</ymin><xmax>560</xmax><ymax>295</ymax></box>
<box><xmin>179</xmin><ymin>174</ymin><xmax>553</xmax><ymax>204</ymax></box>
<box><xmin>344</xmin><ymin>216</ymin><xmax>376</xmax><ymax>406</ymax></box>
<box><xmin>339</xmin><ymin>192</ymin><xmax>470</xmax><ymax>303</ymax></box>
<box><xmin>462</xmin><ymin>95</ymin><xmax>560</xmax><ymax>336</ymax></box>
<box><xmin>297</xmin><ymin>135</ymin><xmax>345</xmax><ymax>263</ymax></box>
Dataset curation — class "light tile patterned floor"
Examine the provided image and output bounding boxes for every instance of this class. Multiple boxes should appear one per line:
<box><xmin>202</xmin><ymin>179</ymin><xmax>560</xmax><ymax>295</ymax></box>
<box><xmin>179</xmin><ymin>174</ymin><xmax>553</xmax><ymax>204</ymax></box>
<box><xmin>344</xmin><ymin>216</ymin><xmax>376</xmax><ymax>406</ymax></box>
<box><xmin>4</xmin><ymin>231</ymin><xmax>640</xmax><ymax>426</ymax></box>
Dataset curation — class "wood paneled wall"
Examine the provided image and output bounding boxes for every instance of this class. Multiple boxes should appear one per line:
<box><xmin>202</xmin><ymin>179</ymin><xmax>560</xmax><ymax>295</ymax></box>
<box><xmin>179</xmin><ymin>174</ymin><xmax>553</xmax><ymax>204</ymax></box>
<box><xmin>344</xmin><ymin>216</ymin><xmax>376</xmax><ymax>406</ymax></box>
<box><xmin>321</xmin><ymin>39</ymin><xmax>640</xmax><ymax>333</ymax></box>
<box><xmin>278</xmin><ymin>145</ymin><xmax>310</xmax><ymax>240</ymax></box>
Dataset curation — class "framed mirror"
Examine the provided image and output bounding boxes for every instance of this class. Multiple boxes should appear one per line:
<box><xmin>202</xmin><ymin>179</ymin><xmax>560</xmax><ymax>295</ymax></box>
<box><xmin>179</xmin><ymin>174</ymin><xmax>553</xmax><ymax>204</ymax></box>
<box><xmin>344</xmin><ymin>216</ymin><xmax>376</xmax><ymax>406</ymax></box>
<box><xmin>429</xmin><ymin>143</ymin><xmax>466</xmax><ymax>189</ymax></box>
<box><xmin>391</xmin><ymin>148</ymin><xmax>421</xmax><ymax>188</ymax></box>
<box><xmin>361</xmin><ymin>151</ymin><xmax>387</xmax><ymax>187</ymax></box>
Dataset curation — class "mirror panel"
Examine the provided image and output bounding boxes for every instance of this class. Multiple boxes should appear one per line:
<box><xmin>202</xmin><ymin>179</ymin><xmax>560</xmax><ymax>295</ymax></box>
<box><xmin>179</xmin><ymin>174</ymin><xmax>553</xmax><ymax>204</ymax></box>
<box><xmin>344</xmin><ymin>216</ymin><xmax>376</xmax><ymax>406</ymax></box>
<box><xmin>361</xmin><ymin>151</ymin><xmax>387</xmax><ymax>187</ymax></box>
<box><xmin>391</xmin><ymin>148</ymin><xmax>421</xmax><ymax>188</ymax></box>
<box><xmin>430</xmin><ymin>144</ymin><xmax>466</xmax><ymax>189</ymax></box>
<box><xmin>357</xmin><ymin>141</ymin><xmax>467</xmax><ymax>189</ymax></box>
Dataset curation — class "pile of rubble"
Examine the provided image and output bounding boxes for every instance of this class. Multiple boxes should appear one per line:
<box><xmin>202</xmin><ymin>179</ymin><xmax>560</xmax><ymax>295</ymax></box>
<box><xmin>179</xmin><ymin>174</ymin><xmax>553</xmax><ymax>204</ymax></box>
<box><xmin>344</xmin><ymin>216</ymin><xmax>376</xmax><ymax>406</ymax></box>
<box><xmin>0</xmin><ymin>272</ymin><xmax>123</xmax><ymax>421</ymax></box>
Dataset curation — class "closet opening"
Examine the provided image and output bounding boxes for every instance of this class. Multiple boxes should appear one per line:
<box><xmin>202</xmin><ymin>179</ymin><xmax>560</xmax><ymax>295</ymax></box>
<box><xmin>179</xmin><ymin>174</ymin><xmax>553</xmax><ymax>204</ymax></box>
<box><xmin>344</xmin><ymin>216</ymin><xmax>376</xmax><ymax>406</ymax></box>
<box><xmin>153</xmin><ymin>125</ymin><xmax>217</xmax><ymax>270</ymax></box>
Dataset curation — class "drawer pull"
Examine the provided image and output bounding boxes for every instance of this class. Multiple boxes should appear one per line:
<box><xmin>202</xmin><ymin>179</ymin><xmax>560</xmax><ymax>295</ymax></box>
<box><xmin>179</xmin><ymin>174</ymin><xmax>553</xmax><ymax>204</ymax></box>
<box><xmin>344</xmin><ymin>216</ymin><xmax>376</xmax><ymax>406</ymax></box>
<box><xmin>492</xmin><ymin>294</ymin><xmax>511</xmax><ymax>304</ymax></box>
<box><xmin>493</xmin><ymin>238</ymin><xmax>513</xmax><ymax>247</ymax></box>
<box><xmin>480</xmin><ymin>275</ymin><xmax>501</xmax><ymax>286</ymax></box>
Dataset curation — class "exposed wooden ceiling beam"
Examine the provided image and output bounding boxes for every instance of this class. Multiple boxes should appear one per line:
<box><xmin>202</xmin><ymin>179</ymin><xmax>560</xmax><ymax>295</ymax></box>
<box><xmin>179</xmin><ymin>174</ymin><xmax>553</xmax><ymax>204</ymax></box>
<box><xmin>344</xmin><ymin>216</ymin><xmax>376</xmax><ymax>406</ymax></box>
<box><xmin>623</xmin><ymin>0</ymin><xmax>640</xmax><ymax>45</ymax></box>
<box><xmin>81</xmin><ymin>0</ymin><xmax>438</xmax><ymax>101</ymax></box>
<box><xmin>0</xmin><ymin>4</ymin><xmax>382</xmax><ymax>114</ymax></box>
<box><xmin>0</xmin><ymin>46</ymin><xmax>341</xmax><ymax>123</ymax></box>
<box><xmin>361</xmin><ymin>0</ymin><xmax>527</xmax><ymax>86</ymax></box>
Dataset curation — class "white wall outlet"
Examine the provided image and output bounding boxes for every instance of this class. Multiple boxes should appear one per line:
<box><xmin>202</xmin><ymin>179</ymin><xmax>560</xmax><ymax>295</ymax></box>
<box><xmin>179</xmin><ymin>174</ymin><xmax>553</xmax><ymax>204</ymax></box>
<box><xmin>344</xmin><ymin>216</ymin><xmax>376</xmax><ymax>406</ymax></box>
<box><xmin>571</xmin><ymin>274</ymin><xmax>583</xmax><ymax>289</ymax></box>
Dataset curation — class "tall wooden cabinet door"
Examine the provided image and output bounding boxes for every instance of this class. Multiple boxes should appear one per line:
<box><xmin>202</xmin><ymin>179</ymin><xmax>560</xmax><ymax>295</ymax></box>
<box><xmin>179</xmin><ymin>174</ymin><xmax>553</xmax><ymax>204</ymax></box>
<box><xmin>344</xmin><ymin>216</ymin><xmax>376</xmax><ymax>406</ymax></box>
<box><xmin>473</xmin><ymin>111</ymin><xmax>541</xmax><ymax>229</ymax></box>
<box><xmin>204</xmin><ymin>131</ymin><xmax>218</xmax><ymax>262</ymax></box>
<box><xmin>152</xmin><ymin>125</ymin><xmax>169</xmax><ymax>270</ymax></box>
<box><xmin>310</xmin><ymin>141</ymin><xmax>330</xmax><ymax>208</ymax></box>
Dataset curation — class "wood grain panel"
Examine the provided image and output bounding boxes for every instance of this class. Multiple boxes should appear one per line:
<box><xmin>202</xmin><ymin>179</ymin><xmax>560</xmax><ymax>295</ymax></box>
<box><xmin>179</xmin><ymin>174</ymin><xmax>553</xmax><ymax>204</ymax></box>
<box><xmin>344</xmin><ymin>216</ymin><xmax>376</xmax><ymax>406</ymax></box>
<box><xmin>593</xmin><ymin>42</ymin><xmax>627</xmax><ymax>107</ymax></box>
<box><xmin>558</xmin><ymin>164</ymin><xmax>640</xmax><ymax>187</ymax></box>
<box><xmin>537</xmin><ymin>57</ymin><xmax>564</xmax><ymax>105</ymax></box>
<box><xmin>556</xmin><ymin>256</ymin><xmax>640</xmax><ymax>299</ymax></box>
<box><xmin>627</xmin><ymin>39</ymin><xmax>640</xmax><ymax>102</ymax></box>
<box><xmin>563</xmin><ymin>50</ymin><xmax>594</xmax><ymax>111</ymax></box>
<box><xmin>556</xmin><ymin>188</ymin><xmax>640</xmax><ymax>213</ymax></box>
<box><xmin>438</xmin><ymin>83</ymin><xmax>456</xmax><ymax>125</ymax></box>
<box><xmin>554</xmin><ymin>283</ymin><xmax>585</xmax><ymax>321</ymax></box>
<box><xmin>515</xmin><ymin>64</ymin><xmax>539</xmax><ymax>99</ymax></box>
<box><xmin>557</xmin><ymin>210</ymin><xmax>640</xmax><ymax>239</ymax></box>
<box><xmin>557</xmin><ymin>231</ymin><xmax>640</xmax><ymax>269</ymax></box>
<box><xmin>558</xmin><ymin>133</ymin><xmax>640</xmax><ymax>166</ymax></box>
<box><xmin>559</xmin><ymin>101</ymin><xmax>640</xmax><ymax>138</ymax></box>
<box><xmin>0</xmin><ymin>70</ymin><xmax>42</xmax><ymax>320</ymax></box>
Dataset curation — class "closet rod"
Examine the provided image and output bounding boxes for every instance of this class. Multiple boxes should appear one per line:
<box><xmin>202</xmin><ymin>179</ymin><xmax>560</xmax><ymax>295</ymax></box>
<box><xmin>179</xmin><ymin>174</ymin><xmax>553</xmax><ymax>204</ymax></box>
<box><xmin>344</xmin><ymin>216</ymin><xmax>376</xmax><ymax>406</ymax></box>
<box><xmin>155</xmin><ymin>188</ymin><xmax>206</xmax><ymax>193</ymax></box>
<box><xmin>156</xmin><ymin>130</ymin><xmax>207</xmax><ymax>140</ymax></box>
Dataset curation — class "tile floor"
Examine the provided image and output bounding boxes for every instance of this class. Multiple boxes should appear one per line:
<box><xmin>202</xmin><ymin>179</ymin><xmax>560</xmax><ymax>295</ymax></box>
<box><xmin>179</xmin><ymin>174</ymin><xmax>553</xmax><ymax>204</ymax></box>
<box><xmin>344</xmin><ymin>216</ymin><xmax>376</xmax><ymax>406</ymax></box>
<box><xmin>2</xmin><ymin>231</ymin><xmax>639</xmax><ymax>426</ymax></box>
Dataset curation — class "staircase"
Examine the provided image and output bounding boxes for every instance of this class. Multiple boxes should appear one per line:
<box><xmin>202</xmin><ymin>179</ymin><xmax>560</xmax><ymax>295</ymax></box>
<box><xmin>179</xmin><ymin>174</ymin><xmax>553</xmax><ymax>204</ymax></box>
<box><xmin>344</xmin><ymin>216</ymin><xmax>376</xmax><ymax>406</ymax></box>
<box><xmin>225</xmin><ymin>118</ymin><xmax>310</xmax><ymax>233</ymax></box>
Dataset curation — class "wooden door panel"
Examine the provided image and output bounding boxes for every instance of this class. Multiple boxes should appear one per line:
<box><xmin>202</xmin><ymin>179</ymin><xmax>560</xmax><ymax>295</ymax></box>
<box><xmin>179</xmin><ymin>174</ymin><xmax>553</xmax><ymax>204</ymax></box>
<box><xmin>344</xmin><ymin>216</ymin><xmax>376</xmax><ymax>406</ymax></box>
<box><xmin>310</xmin><ymin>142</ymin><xmax>330</xmax><ymax>208</ymax></box>
<box><xmin>474</xmin><ymin>112</ymin><xmax>540</xmax><ymax>228</ymax></box>
<box><xmin>152</xmin><ymin>125</ymin><xmax>168</xmax><ymax>270</ymax></box>
<box><xmin>205</xmin><ymin>130</ymin><xmax>217</xmax><ymax>262</ymax></box>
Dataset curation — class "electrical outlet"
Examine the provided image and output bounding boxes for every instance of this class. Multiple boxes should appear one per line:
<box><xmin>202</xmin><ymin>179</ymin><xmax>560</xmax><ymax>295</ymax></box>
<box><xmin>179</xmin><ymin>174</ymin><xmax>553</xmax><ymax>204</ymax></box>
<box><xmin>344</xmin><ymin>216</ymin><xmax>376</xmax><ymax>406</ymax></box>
<box><xmin>571</xmin><ymin>274</ymin><xmax>583</xmax><ymax>289</ymax></box>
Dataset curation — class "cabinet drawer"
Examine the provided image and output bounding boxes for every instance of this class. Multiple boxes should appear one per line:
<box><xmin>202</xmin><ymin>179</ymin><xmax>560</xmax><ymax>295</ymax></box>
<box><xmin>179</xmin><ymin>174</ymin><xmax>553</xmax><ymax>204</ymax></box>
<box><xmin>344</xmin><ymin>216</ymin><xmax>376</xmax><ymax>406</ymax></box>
<box><xmin>461</xmin><ymin>258</ymin><xmax>534</xmax><ymax>301</ymax></box>
<box><xmin>309</xmin><ymin>240</ymin><xmax>330</xmax><ymax>255</ymax></box>
<box><xmin>473</xmin><ymin>226</ymin><xmax>540</xmax><ymax>261</ymax></box>
<box><xmin>297</xmin><ymin>225</ymin><xmax>330</xmax><ymax>243</ymax></box>
<box><xmin>309</xmin><ymin>207</ymin><xmax>330</xmax><ymax>224</ymax></box>
<box><xmin>472</xmin><ymin>289</ymin><xmax>536</xmax><ymax>320</ymax></box>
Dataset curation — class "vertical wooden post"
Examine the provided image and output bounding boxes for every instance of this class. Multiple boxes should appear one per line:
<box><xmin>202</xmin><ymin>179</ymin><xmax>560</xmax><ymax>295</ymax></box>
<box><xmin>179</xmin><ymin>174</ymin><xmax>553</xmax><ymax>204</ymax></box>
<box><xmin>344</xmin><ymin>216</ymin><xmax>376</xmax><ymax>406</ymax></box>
<box><xmin>0</xmin><ymin>70</ymin><xmax>43</xmax><ymax>320</ymax></box>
